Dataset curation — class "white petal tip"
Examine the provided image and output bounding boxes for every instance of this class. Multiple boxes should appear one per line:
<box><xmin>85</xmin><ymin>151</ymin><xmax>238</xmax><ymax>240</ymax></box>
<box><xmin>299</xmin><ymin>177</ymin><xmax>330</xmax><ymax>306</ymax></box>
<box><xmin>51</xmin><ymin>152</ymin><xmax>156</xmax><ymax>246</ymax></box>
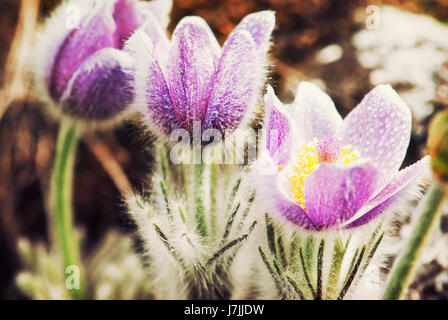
<box><xmin>370</xmin><ymin>84</ymin><xmax>411</xmax><ymax>114</ymax></box>
<box><xmin>175</xmin><ymin>15</ymin><xmax>210</xmax><ymax>31</ymax></box>
<box><xmin>296</xmin><ymin>81</ymin><xmax>324</xmax><ymax>94</ymax></box>
<box><xmin>125</xmin><ymin>29</ymin><xmax>153</xmax><ymax>54</ymax></box>
<box><xmin>250</xmin><ymin>10</ymin><xmax>276</xmax><ymax>24</ymax></box>
<box><xmin>264</xmin><ymin>86</ymin><xmax>285</xmax><ymax>113</ymax></box>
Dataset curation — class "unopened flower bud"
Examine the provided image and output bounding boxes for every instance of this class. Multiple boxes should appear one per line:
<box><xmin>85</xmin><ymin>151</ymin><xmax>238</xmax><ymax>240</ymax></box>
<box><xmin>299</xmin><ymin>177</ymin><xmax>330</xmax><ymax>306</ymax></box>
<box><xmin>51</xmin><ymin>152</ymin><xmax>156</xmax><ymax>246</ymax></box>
<box><xmin>428</xmin><ymin>111</ymin><xmax>448</xmax><ymax>183</ymax></box>
<box><xmin>35</xmin><ymin>0</ymin><xmax>172</xmax><ymax>124</ymax></box>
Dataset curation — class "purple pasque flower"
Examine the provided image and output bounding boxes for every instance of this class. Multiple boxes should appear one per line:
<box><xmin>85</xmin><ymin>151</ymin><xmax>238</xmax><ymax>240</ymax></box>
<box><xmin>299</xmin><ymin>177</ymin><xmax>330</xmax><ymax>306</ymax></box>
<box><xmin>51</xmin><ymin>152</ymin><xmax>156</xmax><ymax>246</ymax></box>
<box><xmin>257</xmin><ymin>82</ymin><xmax>429</xmax><ymax>231</ymax></box>
<box><xmin>35</xmin><ymin>0</ymin><xmax>172</xmax><ymax>121</ymax></box>
<box><xmin>126</xmin><ymin>11</ymin><xmax>275</xmax><ymax>137</ymax></box>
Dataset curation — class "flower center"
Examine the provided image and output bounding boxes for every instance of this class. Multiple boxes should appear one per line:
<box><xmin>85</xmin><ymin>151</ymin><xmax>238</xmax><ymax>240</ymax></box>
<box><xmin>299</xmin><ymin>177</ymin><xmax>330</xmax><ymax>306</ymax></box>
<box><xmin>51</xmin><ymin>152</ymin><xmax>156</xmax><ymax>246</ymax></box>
<box><xmin>288</xmin><ymin>137</ymin><xmax>360</xmax><ymax>210</ymax></box>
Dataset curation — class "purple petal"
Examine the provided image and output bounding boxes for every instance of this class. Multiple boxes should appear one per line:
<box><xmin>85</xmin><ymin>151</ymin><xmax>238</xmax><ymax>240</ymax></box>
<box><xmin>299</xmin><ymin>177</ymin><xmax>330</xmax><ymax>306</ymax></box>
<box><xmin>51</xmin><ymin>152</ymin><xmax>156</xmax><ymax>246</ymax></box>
<box><xmin>59</xmin><ymin>48</ymin><xmax>134</xmax><ymax>120</ymax></box>
<box><xmin>203</xmin><ymin>30</ymin><xmax>261</xmax><ymax>134</ymax></box>
<box><xmin>227</xmin><ymin>10</ymin><xmax>275</xmax><ymax>51</ymax></box>
<box><xmin>166</xmin><ymin>17</ymin><xmax>217</xmax><ymax>133</ymax></box>
<box><xmin>264</xmin><ymin>86</ymin><xmax>292</xmax><ymax>167</ymax></box>
<box><xmin>343</xmin><ymin>196</ymin><xmax>397</xmax><ymax>230</ymax></box>
<box><xmin>289</xmin><ymin>82</ymin><xmax>343</xmax><ymax>145</ymax></box>
<box><xmin>341</xmin><ymin>85</ymin><xmax>412</xmax><ymax>192</ymax></box>
<box><xmin>50</xmin><ymin>4</ymin><xmax>117</xmax><ymax>100</ymax></box>
<box><xmin>316</xmin><ymin>136</ymin><xmax>343</xmax><ymax>163</ymax></box>
<box><xmin>113</xmin><ymin>0</ymin><xmax>142</xmax><ymax>49</ymax></box>
<box><xmin>304</xmin><ymin>161</ymin><xmax>378</xmax><ymax>229</ymax></box>
<box><xmin>128</xmin><ymin>31</ymin><xmax>178</xmax><ymax>134</ymax></box>
<box><xmin>114</xmin><ymin>0</ymin><xmax>172</xmax><ymax>49</ymax></box>
<box><xmin>344</xmin><ymin>156</ymin><xmax>430</xmax><ymax>228</ymax></box>
<box><xmin>256</xmin><ymin>162</ymin><xmax>318</xmax><ymax>230</ymax></box>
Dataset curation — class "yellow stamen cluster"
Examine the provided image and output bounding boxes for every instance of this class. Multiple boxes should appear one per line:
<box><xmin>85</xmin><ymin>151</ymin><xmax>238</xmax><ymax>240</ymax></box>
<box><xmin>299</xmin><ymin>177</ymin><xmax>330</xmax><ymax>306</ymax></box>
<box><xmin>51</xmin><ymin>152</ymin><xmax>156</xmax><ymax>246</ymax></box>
<box><xmin>289</xmin><ymin>139</ymin><xmax>360</xmax><ymax>210</ymax></box>
<box><xmin>289</xmin><ymin>139</ymin><xmax>320</xmax><ymax>208</ymax></box>
<box><xmin>340</xmin><ymin>145</ymin><xmax>361</xmax><ymax>165</ymax></box>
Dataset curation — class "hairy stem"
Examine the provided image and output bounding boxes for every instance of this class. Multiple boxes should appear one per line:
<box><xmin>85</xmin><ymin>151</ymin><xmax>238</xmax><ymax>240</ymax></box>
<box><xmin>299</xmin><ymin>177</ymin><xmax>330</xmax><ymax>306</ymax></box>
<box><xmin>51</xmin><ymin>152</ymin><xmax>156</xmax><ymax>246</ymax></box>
<box><xmin>383</xmin><ymin>185</ymin><xmax>448</xmax><ymax>300</ymax></box>
<box><xmin>194</xmin><ymin>162</ymin><xmax>207</xmax><ymax>238</ymax></box>
<box><xmin>210</xmin><ymin>162</ymin><xmax>218</xmax><ymax>235</ymax></box>
<box><xmin>50</xmin><ymin>121</ymin><xmax>82</xmax><ymax>299</ymax></box>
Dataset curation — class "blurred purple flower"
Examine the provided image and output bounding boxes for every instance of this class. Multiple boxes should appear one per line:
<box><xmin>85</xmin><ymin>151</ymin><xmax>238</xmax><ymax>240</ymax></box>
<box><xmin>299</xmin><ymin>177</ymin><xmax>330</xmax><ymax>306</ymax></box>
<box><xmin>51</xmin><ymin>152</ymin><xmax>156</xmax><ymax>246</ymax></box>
<box><xmin>127</xmin><ymin>11</ymin><xmax>275</xmax><ymax>137</ymax></box>
<box><xmin>36</xmin><ymin>0</ymin><xmax>172</xmax><ymax>121</ymax></box>
<box><xmin>257</xmin><ymin>82</ymin><xmax>429</xmax><ymax>231</ymax></box>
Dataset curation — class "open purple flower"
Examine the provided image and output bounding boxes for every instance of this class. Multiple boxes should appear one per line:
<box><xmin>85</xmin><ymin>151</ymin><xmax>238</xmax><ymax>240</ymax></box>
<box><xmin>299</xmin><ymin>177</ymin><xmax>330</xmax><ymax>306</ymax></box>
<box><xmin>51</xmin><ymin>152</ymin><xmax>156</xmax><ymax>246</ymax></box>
<box><xmin>257</xmin><ymin>82</ymin><xmax>429</xmax><ymax>231</ymax></box>
<box><xmin>126</xmin><ymin>11</ymin><xmax>275</xmax><ymax>137</ymax></box>
<box><xmin>35</xmin><ymin>0</ymin><xmax>172</xmax><ymax>121</ymax></box>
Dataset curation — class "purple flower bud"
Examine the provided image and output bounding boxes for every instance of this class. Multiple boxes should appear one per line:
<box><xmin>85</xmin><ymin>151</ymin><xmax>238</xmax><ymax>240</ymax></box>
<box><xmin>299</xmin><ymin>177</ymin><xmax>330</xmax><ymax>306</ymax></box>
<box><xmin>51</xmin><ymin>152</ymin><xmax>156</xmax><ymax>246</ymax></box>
<box><xmin>127</xmin><ymin>11</ymin><xmax>275</xmax><ymax>137</ymax></box>
<box><xmin>35</xmin><ymin>0</ymin><xmax>172</xmax><ymax>122</ymax></box>
<box><xmin>257</xmin><ymin>82</ymin><xmax>429</xmax><ymax>231</ymax></box>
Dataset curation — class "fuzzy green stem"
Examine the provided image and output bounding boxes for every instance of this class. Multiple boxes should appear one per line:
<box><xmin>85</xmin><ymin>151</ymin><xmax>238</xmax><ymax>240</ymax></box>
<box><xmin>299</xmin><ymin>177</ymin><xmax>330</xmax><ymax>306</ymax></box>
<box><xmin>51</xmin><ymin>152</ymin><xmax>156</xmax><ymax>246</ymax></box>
<box><xmin>210</xmin><ymin>162</ymin><xmax>218</xmax><ymax>234</ymax></box>
<box><xmin>383</xmin><ymin>184</ymin><xmax>448</xmax><ymax>300</ymax></box>
<box><xmin>180</xmin><ymin>163</ymin><xmax>189</xmax><ymax>214</ymax></box>
<box><xmin>194</xmin><ymin>162</ymin><xmax>207</xmax><ymax>238</ymax></box>
<box><xmin>50</xmin><ymin>121</ymin><xmax>82</xmax><ymax>299</ymax></box>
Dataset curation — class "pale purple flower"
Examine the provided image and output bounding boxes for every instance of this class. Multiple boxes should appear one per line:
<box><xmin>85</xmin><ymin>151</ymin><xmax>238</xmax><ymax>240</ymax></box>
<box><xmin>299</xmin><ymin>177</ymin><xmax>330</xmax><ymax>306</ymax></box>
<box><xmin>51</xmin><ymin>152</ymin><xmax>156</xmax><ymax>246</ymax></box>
<box><xmin>257</xmin><ymin>82</ymin><xmax>429</xmax><ymax>231</ymax></box>
<box><xmin>126</xmin><ymin>11</ymin><xmax>275</xmax><ymax>136</ymax></box>
<box><xmin>35</xmin><ymin>0</ymin><xmax>172</xmax><ymax>121</ymax></box>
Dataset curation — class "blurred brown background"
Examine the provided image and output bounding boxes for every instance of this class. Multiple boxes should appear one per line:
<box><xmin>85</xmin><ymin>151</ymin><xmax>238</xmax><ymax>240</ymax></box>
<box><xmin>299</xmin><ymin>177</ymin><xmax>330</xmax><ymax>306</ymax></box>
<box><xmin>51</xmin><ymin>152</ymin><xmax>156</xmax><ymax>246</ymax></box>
<box><xmin>1</xmin><ymin>0</ymin><xmax>448</xmax><ymax>299</ymax></box>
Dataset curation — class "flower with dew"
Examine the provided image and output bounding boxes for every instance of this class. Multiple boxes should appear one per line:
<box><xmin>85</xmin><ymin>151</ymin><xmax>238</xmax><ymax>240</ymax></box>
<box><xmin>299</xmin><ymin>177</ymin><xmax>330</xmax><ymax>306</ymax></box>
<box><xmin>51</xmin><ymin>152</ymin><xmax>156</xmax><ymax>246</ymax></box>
<box><xmin>34</xmin><ymin>0</ymin><xmax>172</xmax><ymax>299</ymax></box>
<box><xmin>257</xmin><ymin>82</ymin><xmax>429</xmax><ymax>231</ymax></box>
<box><xmin>35</xmin><ymin>0</ymin><xmax>172</xmax><ymax>122</ymax></box>
<box><xmin>125</xmin><ymin>10</ymin><xmax>275</xmax><ymax>139</ymax></box>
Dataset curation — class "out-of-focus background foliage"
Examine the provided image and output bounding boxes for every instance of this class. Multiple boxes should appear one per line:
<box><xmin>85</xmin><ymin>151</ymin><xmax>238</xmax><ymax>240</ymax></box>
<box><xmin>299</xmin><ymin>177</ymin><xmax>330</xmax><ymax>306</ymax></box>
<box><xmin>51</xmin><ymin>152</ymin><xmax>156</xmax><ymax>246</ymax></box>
<box><xmin>1</xmin><ymin>0</ymin><xmax>448</xmax><ymax>299</ymax></box>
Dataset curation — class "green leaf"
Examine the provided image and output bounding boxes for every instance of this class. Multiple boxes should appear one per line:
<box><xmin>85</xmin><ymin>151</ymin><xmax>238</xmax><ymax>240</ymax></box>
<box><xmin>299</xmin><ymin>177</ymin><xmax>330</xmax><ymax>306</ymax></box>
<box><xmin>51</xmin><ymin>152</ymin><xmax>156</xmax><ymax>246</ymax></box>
<box><xmin>227</xmin><ymin>177</ymin><xmax>242</xmax><ymax>211</ymax></box>
<box><xmin>178</xmin><ymin>206</ymin><xmax>186</xmax><ymax>224</ymax></box>
<box><xmin>153</xmin><ymin>222</ymin><xmax>187</xmax><ymax>270</ymax></box>
<box><xmin>326</xmin><ymin>238</ymin><xmax>348</xmax><ymax>299</ymax></box>
<box><xmin>338</xmin><ymin>245</ymin><xmax>366</xmax><ymax>300</ymax></box>
<box><xmin>285</xmin><ymin>274</ymin><xmax>305</xmax><ymax>300</ymax></box>
<box><xmin>160</xmin><ymin>180</ymin><xmax>173</xmax><ymax>222</ymax></box>
<box><xmin>237</xmin><ymin>192</ymin><xmax>255</xmax><ymax>231</ymax></box>
<box><xmin>265</xmin><ymin>214</ymin><xmax>276</xmax><ymax>255</ymax></box>
<box><xmin>208</xmin><ymin>221</ymin><xmax>257</xmax><ymax>266</ymax></box>
<box><xmin>316</xmin><ymin>239</ymin><xmax>325</xmax><ymax>300</ymax></box>
<box><xmin>277</xmin><ymin>235</ymin><xmax>287</xmax><ymax>268</ymax></box>
<box><xmin>299</xmin><ymin>247</ymin><xmax>316</xmax><ymax>299</ymax></box>
<box><xmin>222</xmin><ymin>202</ymin><xmax>241</xmax><ymax>243</ymax></box>
<box><xmin>259</xmin><ymin>247</ymin><xmax>287</xmax><ymax>299</ymax></box>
